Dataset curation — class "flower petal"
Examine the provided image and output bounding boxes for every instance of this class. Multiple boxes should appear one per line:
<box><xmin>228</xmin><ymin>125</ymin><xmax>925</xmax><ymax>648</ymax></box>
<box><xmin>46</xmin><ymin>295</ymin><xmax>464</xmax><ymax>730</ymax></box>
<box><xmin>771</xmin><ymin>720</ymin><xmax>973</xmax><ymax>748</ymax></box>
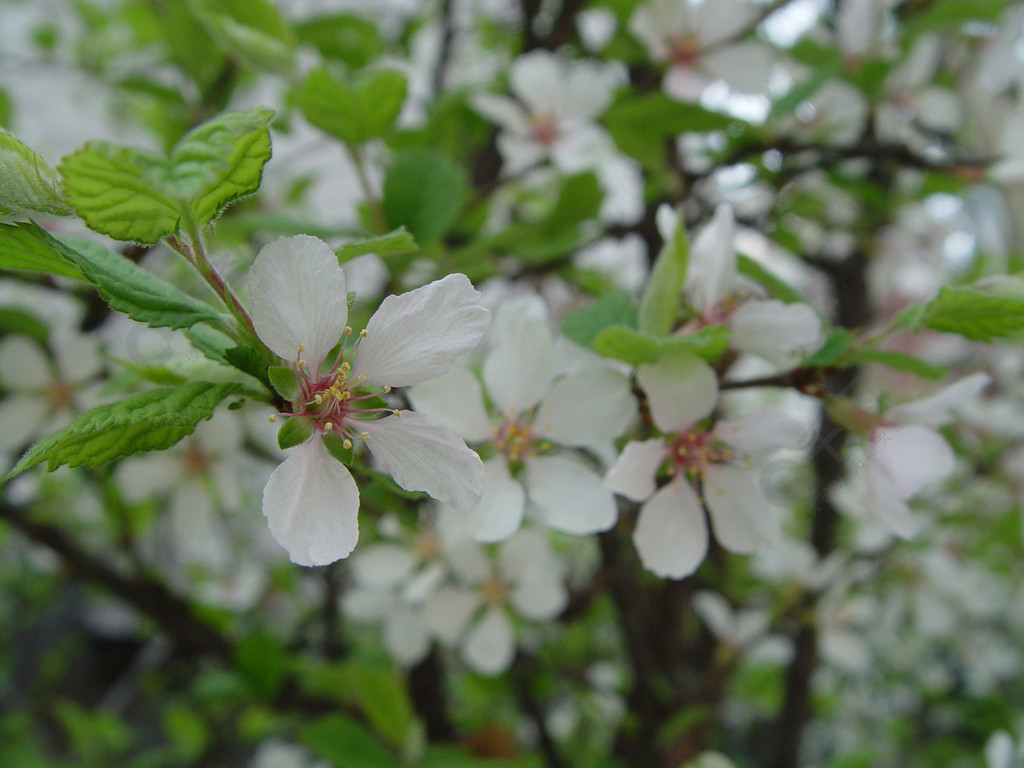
<box><xmin>350</xmin><ymin>543</ymin><xmax>419</xmax><ymax>589</ymax></box>
<box><xmin>359</xmin><ymin>411</ymin><xmax>484</xmax><ymax>510</ymax></box>
<box><xmin>869</xmin><ymin>425</ymin><xmax>955</xmax><ymax>499</ymax></box>
<box><xmin>604</xmin><ymin>438</ymin><xmax>666</xmax><ymax>502</ymax></box>
<box><xmin>248</xmin><ymin>235</ymin><xmax>349</xmax><ymax>368</ymax></box>
<box><xmin>885</xmin><ymin>372</ymin><xmax>990</xmax><ymax>427</ymax></box>
<box><xmin>686</xmin><ymin>203</ymin><xmax>737</xmax><ymax>317</ymax></box>
<box><xmin>463</xmin><ymin>606</ymin><xmax>515</xmax><ymax>675</ymax></box>
<box><xmin>384</xmin><ymin>608</ymin><xmax>431</xmax><ymax>666</ymax></box>
<box><xmin>0</xmin><ymin>335</ymin><xmax>50</xmax><ymax>389</ymax></box>
<box><xmin>729</xmin><ymin>300</ymin><xmax>822</xmax><ymax>367</ymax></box>
<box><xmin>424</xmin><ymin>586</ymin><xmax>481</xmax><ymax>644</ymax></box>
<box><xmin>526</xmin><ymin>454</ymin><xmax>617</xmax><ymax>535</ymax></box>
<box><xmin>483</xmin><ymin>301</ymin><xmax>557</xmax><ymax>413</ymax></box>
<box><xmin>862</xmin><ymin>458</ymin><xmax>918</xmax><ymax>539</ymax></box>
<box><xmin>0</xmin><ymin>394</ymin><xmax>48</xmax><ymax>449</ymax></box>
<box><xmin>536</xmin><ymin>366</ymin><xmax>637</xmax><ymax>446</ymax></box>
<box><xmin>353</xmin><ymin>274</ymin><xmax>490</xmax><ymax>387</ymax></box>
<box><xmin>637</xmin><ymin>352</ymin><xmax>718</xmax><ymax>433</ymax></box>
<box><xmin>407</xmin><ymin>363</ymin><xmax>493</xmax><ymax>443</ymax></box>
<box><xmin>714</xmin><ymin>408</ymin><xmax>810</xmax><ymax>456</ymax></box>
<box><xmin>463</xmin><ymin>457</ymin><xmax>526</xmax><ymax>542</ymax></box>
<box><xmin>703</xmin><ymin>464</ymin><xmax>780</xmax><ymax>554</ymax></box>
<box><xmin>262</xmin><ymin>438</ymin><xmax>360</xmax><ymax>566</ymax></box>
<box><xmin>632</xmin><ymin>479</ymin><xmax>708</xmax><ymax>579</ymax></box>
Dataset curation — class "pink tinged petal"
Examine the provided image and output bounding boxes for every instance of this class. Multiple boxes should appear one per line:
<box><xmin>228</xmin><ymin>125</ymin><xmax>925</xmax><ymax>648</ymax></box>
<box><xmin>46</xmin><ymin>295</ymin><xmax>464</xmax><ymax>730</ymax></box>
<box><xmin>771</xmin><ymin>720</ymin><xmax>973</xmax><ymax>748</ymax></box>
<box><xmin>536</xmin><ymin>366</ymin><xmax>637</xmax><ymax>446</ymax></box>
<box><xmin>862</xmin><ymin>458</ymin><xmax>918</xmax><ymax>539</ymax></box>
<box><xmin>483</xmin><ymin>310</ymin><xmax>557</xmax><ymax>414</ymax></box>
<box><xmin>359</xmin><ymin>411</ymin><xmax>484</xmax><ymax>510</ymax></box>
<box><xmin>632</xmin><ymin>479</ymin><xmax>708</xmax><ymax>579</ymax></box>
<box><xmin>463</xmin><ymin>606</ymin><xmax>515</xmax><ymax>675</ymax></box>
<box><xmin>885</xmin><ymin>372</ymin><xmax>991</xmax><ymax>427</ymax></box>
<box><xmin>526</xmin><ymin>454</ymin><xmax>617</xmax><ymax>535</ymax></box>
<box><xmin>869</xmin><ymin>425</ymin><xmax>955</xmax><ymax>500</ymax></box>
<box><xmin>384</xmin><ymin>608</ymin><xmax>431</xmax><ymax>666</ymax></box>
<box><xmin>663</xmin><ymin>66</ymin><xmax>714</xmax><ymax>102</ymax></box>
<box><xmin>604</xmin><ymin>438</ymin><xmax>667</xmax><ymax>502</ymax></box>
<box><xmin>0</xmin><ymin>394</ymin><xmax>48</xmax><ymax>449</ymax></box>
<box><xmin>714</xmin><ymin>408</ymin><xmax>810</xmax><ymax>455</ymax></box>
<box><xmin>350</xmin><ymin>543</ymin><xmax>419</xmax><ymax>589</ymax></box>
<box><xmin>637</xmin><ymin>352</ymin><xmax>718</xmax><ymax>433</ymax></box>
<box><xmin>729</xmin><ymin>300</ymin><xmax>822</xmax><ymax>366</ymax></box>
<box><xmin>248</xmin><ymin>235</ymin><xmax>349</xmax><ymax>368</ymax></box>
<box><xmin>703</xmin><ymin>464</ymin><xmax>781</xmax><ymax>554</ymax></box>
<box><xmin>424</xmin><ymin>586</ymin><xmax>481</xmax><ymax>645</ymax></box>
<box><xmin>0</xmin><ymin>335</ymin><xmax>50</xmax><ymax>389</ymax></box>
<box><xmin>687</xmin><ymin>203</ymin><xmax>737</xmax><ymax>317</ymax></box>
<box><xmin>407</xmin><ymin>364</ymin><xmax>493</xmax><ymax>443</ymax></box>
<box><xmin>262</xmin><ymin>438</ymin><xmax>360</xmax><ymax>566</ymax></box>
<box><xmin>464</xmin><ymin>458</ymin><xmax>526</xmax><ymax>542</ymax></box>
<box><xmin>353</xmin><ymin>274</ymin><xmax>490</xmax><ymax>387</ymax></box>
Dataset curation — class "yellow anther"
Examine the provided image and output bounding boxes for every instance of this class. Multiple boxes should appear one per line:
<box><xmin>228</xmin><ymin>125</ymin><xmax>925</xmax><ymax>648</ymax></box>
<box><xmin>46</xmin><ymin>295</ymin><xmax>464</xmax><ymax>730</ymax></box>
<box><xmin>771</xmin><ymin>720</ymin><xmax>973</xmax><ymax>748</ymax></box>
<box><xmin>340</xmin><ymin>361</ymin><xmax>351</xmax><ymax>372</ymax></box>
<box><xmin>313</xmin><ymin>394</ymin><xmax>323</xmax><ymax>405</ymax></box>
<box><xmin>268</xmin><ymin>414</ymin><xmax>277</xmax><ymax>423</ymax></box>
<box><xmin>359</xmin><ymin>329</ymin><xmax>368</xmax><ymax>338</ymax></box>
<box><xmin>344</xmin><ymin>326</ymin><xmax>353</xmax><ymax>335</ymax></box>
<box><xmin>298</xmin><ymin>359</ymin><xmax>306</xmax><ymax>367</ymax></box>
<box><xmin>360</xmin><ymin>431</ymin><xmax>369</xmax><ymax>439</ymax></box>
<box><xmin>343</xmin><ymin>439</ymin><xmax>353</xmax><ymax>449</ymax></box>
<box><xmin>324</xmin><ymin>422</ymin><xmax>334</xmax><ymax>431</ymax></box>
<box><xmin>392</xmin><ymin>409</ymin><xmax>401</xmax><ymax>417</ymax></box>
<box><xmin>382</xmin><ymin>385</ymin><xmax>391</xmax><ymax>393</ymax></box>
<box><xmin>298</xmin><ymin>344</ymin><xmax>305</xmax><ymax>352</ymax></box>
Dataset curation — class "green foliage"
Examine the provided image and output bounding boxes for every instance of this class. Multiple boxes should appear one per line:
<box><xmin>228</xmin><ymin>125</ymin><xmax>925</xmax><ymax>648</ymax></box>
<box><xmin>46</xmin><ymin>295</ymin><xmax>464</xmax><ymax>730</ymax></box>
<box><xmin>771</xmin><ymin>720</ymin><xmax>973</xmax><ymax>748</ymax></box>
<box><xmin>901</xmin><ymin>0</ymin><xmax>1007</xmax><ymax>43</ymax></box>
<box><xmin>918</xmin><ymin>284</ymin><xmax>1024</xmax><ymax>341</ymax></box>
<box><xmin>560</xmin><ymin>291</ymin><xmax>638</xmax><ymax>348</ymax></box>
<box><xmin>295</xmin><ymin>13</ymin><xmax>382</xmax><ymax>69</ymax></box>
<box><xmin>4</xmin><ymin>382</ymin><xmax>239</xmax><ymax>479</ymax></box>
<box><xmin>268</xmin><ymin>365</ymin><xmax>300</xmax><ymax>401</ymax></box>
<box><xmin>638</xmin><ymin>207</ymin><xmax>688</xmax><ymax>335</ymax></box>
<box><xmin>297</xmin><ymin>66</ymin><xmax>407</xmax><ymax>146</ymax></box>
<box><xmin>0</xmin><ymin>221</ymin><xmax>83</xmax><ymax>279</ymax></box>
<box><xmin>382</xmin><ymin>149</ymin><xmax>468</xmax><ymax>243</ymax></box>
<box><xmin>323</xmin><ymin>430</ymin><xmax>355</xmax><ymax>464</ymax></box>
<box><xmin>849</xmin><ymin>349</ymin><xmax>948</xmax><ymax>379</ymax></box>
<box><xmin>300</xmin><ymin>714</ymin><xmax>399</xmax><ymax>768</ymax></box>
<box><xmin>592</xmin><ymin>324</ymin><xmax>731</xmax><ymax>365</ymax></box>
<box><xmin>0</xmin><ymin>129</ymin><xmax>69</xmax><ymax>217</ymax></box>
<box><xmin>736</xmin><ymin>255</ymin><xmax>806</xmax><ymax>304</ymax></box>
<box><xmin>234</xmin><ymin>629</ymin><xmax>288</xmax><ymax>697</ymax></box>
<box><xmin>277</xmin><ymin>417</ymin><xmax>314</xmax><ymax>449</ymax></box>
<box><xmin>59</xmin><ymin>107</ymin><xmax>273</xmax><ymax>242</ymax></box>
<box><xmin>188</xmin><ymin>0</ymin><xmax>295</xmax><ymax>74</ymax></box>
<box><xmin>336</xmin><ymin>227</ymin><xmax>420</xmax><ymax>262</ymax></box>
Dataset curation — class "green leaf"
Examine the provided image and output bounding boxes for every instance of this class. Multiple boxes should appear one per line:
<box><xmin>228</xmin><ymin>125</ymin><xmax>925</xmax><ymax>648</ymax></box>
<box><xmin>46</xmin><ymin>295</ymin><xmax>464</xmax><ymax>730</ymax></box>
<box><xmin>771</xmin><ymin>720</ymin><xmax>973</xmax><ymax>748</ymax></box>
<box><xmin>901</xmin><ymin>0</ymin><xmax>1006</xmax><ymax>43</ymax></box>
<box><xmin>297</xmin><ymin>67</ymin><xmax>407</xmax><ymax>146</ymax></box>
<box><xmin>295</xmin><ymin>13</ymin><xmax>382</xmax><ymax>69</ymax></box>
<box><xmin>299</xmin><ymin>714</ymin><xmax>399</xmax><ymax>768</ymax></box>
<box><xmin>382</xmin><ymin>149</ymin><xmax>467</xmax><ymax>243</ymax></box>
<box><xmin>592</xmin><ymin>325</ymin><xmax>730</xmax><ymax>365</ymax></box>
<box><xmin>736</xmin><ymin>254</ymin><xmax>806</xmax><ymax>304</ymax></box>
<box><xmin>58</xmin><ymin>234</ymin><xmax>224</xmax><ymax>330</ymax></box>
<box><xmin>277</xmin><ymin>417</ymin><xmax>314</xmax><ymax>450</ymax></box>
<box><xmin>268</xmin><ymin>365</ymin><xmax>300</xmax><ymax>401</ymax></box>
<box><xmin>638</xmin><ymin>207</ymin><xmax>688</xmax><ymax>335</ymax></box>
<box><xmin>222</xmin><ymin>344</ymin><xmax>276</xmax><ymax>389</ymax></box>
<box><xmin>189</xmin><ymin>0</ymin><xmax>295</xmax><ymax>74</ymax></box>
<box><xmin>560</xmin><ymin>291</ymin><xmax>637</xmax><ymax>348</ymax></box>
<box><xmin>335</xmin><ymin>227</ymin><xmax>419</xmax><ymax>262</ymax></box>
<box><xmin>0</xmin><ymin>221</ymin><xmax>82</xmax><ymax>278</ymax></box>
<box><xmin>849</xmin><ymin>349</ymin><xmax>948</xmax><ymax>380</ymax></box>
<box><xmin>4</xmin><ymin>382</ymin><xmax>239</xmax><ymax>480</ymax></box>
<box><xmin>0</xmin><ymin>128</ymin><xmax>69</xmax><ymax>217</ymax></box>
<box><xmin>0</xmin><ymin>307</ymin><xmax>50</xmax><ymax>344</ymax></box>
<box><xmin>806</xmin><ymin>328</ymin><xmax>855</xmax><ymax>367</ymax></box>
<box><xmin>920</xmin><ymin>285</ymin><xmax>1024</xmax><ymax>341</ymax></box>
<box><xmin>186</xmin><ymin>323</ymin><xmax>236</xmax><ymax>364</ymax></box>
<box><xmin>234</xmin><ymin>630</ymin><xmax>288</xmax><ymax>697</ymax></box>
<box><xmin>59</xmin><ymin>107</ymin><xmax>273</xmax><ymax>242</ymax></box>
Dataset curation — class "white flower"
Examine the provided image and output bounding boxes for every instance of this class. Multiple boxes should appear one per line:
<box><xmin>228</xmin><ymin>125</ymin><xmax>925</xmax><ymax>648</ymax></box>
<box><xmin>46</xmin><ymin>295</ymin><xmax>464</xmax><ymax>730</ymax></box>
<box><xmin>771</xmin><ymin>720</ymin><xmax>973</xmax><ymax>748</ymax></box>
<box><xmin>605</xmin><ymin>352</ymin><xmax>806</xmax><ymax>578</ymax></box>
<box><xmin>248</xmin><ymin>235</ymin><xmax>490</xmax><ymax>566</ymax></box>
<box><xmin>408</xmin><ymin>294</ymin><xmax>636</xmax><ymax>542</ymax></box>
<box><xmin>629</xmin><ymin>0</ymin><xmax>774</xmax><ymax>102</ymax></box>
<box><xmin>834</xmin><ymin>372</ymin><xmax>990</xmax><ymax>539</ymax></box>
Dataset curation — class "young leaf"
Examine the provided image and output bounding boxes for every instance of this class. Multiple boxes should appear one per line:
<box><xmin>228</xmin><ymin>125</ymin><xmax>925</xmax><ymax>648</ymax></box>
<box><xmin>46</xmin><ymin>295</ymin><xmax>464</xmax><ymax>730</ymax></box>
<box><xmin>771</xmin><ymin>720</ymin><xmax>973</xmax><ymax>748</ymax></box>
<box><xmin>593</xmin><ymin>325</ymin><xmax>730</xmax><ymax>365</ymax></box>
<box><xmin>560</xmin><ymin>291</ymin><xmax>638</xmax><ymax>348</ymax></box>
<box><xmin>4</xmin><ymin>382</ymin><xmax>239</xmax><ymax>480</ymax></box>
<box><xmin>297</xmin><ymin>67</ymin><xmax>406</xmax><ymax>146</ymax></box>
<box><xmin>0</xmin><ymin>128</ymin><xmax>70</xmax><ymax>217</ymax></box>
<box><xmin>188</xmin><ymin>0</ymin><xmax>295</xmax><ymax>74</ymax></box>
<box><xmin>849</xmin><ymin>349</ymin><xmax>948</xmax><ymax>380</ymax></box>
<box><xmin>0</xmin><ymin>221</ymin><xmax>82</xmax><ymax>279</ymax></box>
<box><xmin>736</xmin><ymin>254</ymin><xmax>806</xmax><ymax>304</ymax></box>
<box><xmin>299</xmin><ymin>714</ymin><xmax>397</xmax><ymax>768</ymax></box>
<box><xmin>382</xmin><ymin>149</ymin><xmax>467</xmax><ymax>243</ymax></box>
<box><xmin>638</xmin><ymin>207</ymin><xmax>688</xmax><ymax>336</ymax></box>
<box><xmin>920</xmin><ymin>285</ymin><xmax>1024</xmax><ymax>341</ymax></box>
<box><xmin>335</xmin><ymin>227</ymin><xmax>419</xmax><ymax>262</ymax></box>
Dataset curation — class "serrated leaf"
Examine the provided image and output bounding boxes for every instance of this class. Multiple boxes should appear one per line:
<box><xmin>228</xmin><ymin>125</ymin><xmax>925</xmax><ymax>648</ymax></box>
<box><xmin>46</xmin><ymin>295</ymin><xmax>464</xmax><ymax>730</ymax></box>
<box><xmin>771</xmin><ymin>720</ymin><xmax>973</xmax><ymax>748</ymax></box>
<box><xmin>638</xmin><ymin>208</ymin><xmax>688</xmax><ymax>335</ymax></box>
<box><xmin>300</xmin><ymin>714</ymin><xmax>398</xmax><ymax>768</ymax></box>
<box><xmin>278</xmin><ymin>417</ymin><xmax>314</xmax><ymax>450</ymax></box>
<box><xmin>57</xmin><ymin>234</ymin><xmax>224</xmax><ymax>330</ymax></box>
<box><xmin>736</xmin><ymin>254</ymin><xmax>806</xmax><ymax>304</ymax></box>
<box><xmin>849</xmin><ymin>349</ymin><xmax>947</xmax><ymax>380</ymax></box>
<box><xmin>920</xmin><ymin>285</ymin><xmax>1024</xmax><ymax>341</ymax></box>
<box><xmin>560</xmin><ymin>291</ymin><xmax>637</xmax><ymax>348</ymax></box>
<box><xmin>223</xmin><ymin>344</ymin><xmax>275</xmax><ymax>389</ymax></box>
<box><xmin>297</xmin><ymin>67</ymin><xmax>406</xmax><ymax>146</ymax></box>
<box><xmin>59</xmin><ymin>107</ymin><xmax>273</xmax><ymax>242</ymax></box>
<box><xmin>185</xmin><ymin>323</ymin><xmax>236</xmax><ymax>364</ymax></box>
<box><xmin>0</xmin><ymin>128</ymin><xmax>69</xmax><ymax>217</ymax></box>
<box><xmin>335</xmin><ymin>227</ymin><xmax>419</xmax><ymax>261</ymax></box>
<box><xmin>382</xmin><ymin>149</ymin><xmax>467</xmax><ymax>243</ymax></box>
<box><xmin>4</xmin><ymin>382</ymin><xmax>239</xmax><ymax>480</ymax></box>
<box><xmin>0</xmin><ymin>221</ymin><xmax>83</xmax><ymax>278</ymax></box>
<box><xmin>592</xmin><ymin>325</ymin><xmax>730</xmax><ymax>365</ymax></box>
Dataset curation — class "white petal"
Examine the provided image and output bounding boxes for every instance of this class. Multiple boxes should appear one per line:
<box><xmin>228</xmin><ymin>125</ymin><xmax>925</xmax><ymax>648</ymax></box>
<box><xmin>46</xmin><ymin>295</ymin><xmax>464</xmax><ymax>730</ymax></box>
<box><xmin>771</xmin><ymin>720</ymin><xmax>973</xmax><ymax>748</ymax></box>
<box><xmin>526</xmin><ymin>454</ymin><xmax>617</xmax><ymax>535</ymax></box>
<box><xmin>424</xmin><ymin>585</ymin><xmax>480</xmax><ymax>644</ymax></box>
<box><xmin>637</xmin><ymin>352</ymin><xmax>718</xmax><ymax>433</ymax></box>
<box><xmin>664</xmin><ymin>66</ymin><xmax>714</xmax><ymax>102</ymax></box>
<box><xmin>632</xmin><ymin>479</ymin><xmax>708</xmax><ymax>579</ymax></box>
<box><xmin>510</xmin><ymin>50</ymin><xmax>564</xmax><ymax>116</ymax></box>
<box><xmin>248</xmin><ymin>235</ymin><xmax>349</xmax><ymax>368</ymax></box>
<box><xmin>470</xmin><ymin>93</ymin><xmax>531</xmax><ymax>134</ymax></box>
<box><xmin>510</xmin><ymin>567</ymin><xmax>568</xmax><ymax>621</ymax></box>
<box><xmin>0</xmin><ymin>394</ymin><xmax>48</xmax><ymax>449</ymax></box>
<box><xmin>463</xmin><ymin>606</ymin><xmax>515</xmax><ymax>675</ymax></box>
<box><xmin>729</xmin><ymin>300</ymin><xmax>822</xmax><ymax>366</ymax></box>
<box><xmin>482</xmin><ymin>306</ymin><xmax>557</xmax><ymax>414</ymax></box>
<box><xmin>353</xmin><ymin>274</ymin><xmax>490</xmax><ymax>387</ymax></box>
<box><xmin>687</xmin><ymin>203</ymin><xmax>737</xmax><ymax>317</ymax></box>
<box><xmin>53</xmin><ymin>331</ymin><xmax>103</xmax><ymax>384</ymax></box>
<box><xmin>562</xmin><ymin>60</ymin><xmax>615</xmax><ymax>120</ymax></box>
<box><xmin>692</xmin><ymin>590</ymin><xmax>737</xmax><ymax>641</ymax></box>
<box><xmin>0</xmin><ymin>335</ymin><xmax>50</xmax><ymax>389</ymax></box>
<box><xmin>463</xmin><ymin>457</ymin><xmax>526</xmax><ymax>542</ymax></box>
<box><xmin>262</xmin><ymin>438</ymin><xmax>360</xmax><ymax>566</ymax></box>
<box><xmin>604</xmin><ymin>438</ymin><xmax>666</xmax><ymax>502</ymax></box>
<box><xmin>869</xmin><ymin>425</ymin><xmax>955</xmax><ymax>500</ymax></box>
<box><xmin>886</xmin><ymin>372</ymin><xmax>991</xmax><ymax>427</ymax></box>
<box><xmin>359</xmin><ymin>411</ymin><xmax>483</xmax><ymax>510</ymax></box>
<box><xmin>703</xmin><ymin>41</ymin><xmax>775</xmax><ymax>95</ymax></box>
<box><xmin>407</xmin><ymin>364</ymin><xmax>493</xmax><ymax>443</ymax></box>
<box><xmin>536</xmin><ymin>366</ymin><xmax>637</xmax><ymax>446</ymax></box>
<box><xmin>350</xmin><ymin>543</ymin><xmax>418</xmax><ymax>589</ymax></box>
<box><xmin>714</xmin><ymin>408</ymin><xmax>810</xmax><ymax>455</ymax></box>
<box><xmin>862</xmin><ymin>459</ymin><xmax>918</xmax><ymax>539</ymax></box>
<box><xmin>695</xmin><ymin>0</ymin><xmax>758</xmax><ymax>47</ymax></box>
<box><xmin>384</xmin><ymin>608</ymin><xmax>431</xmax><ymax>665</ymax></box>
<box><xmin>703</xmin><ymin>464</ymin><xmax>780</xmax><ymax>554</ymax></box>
<box><xmin>985</xmin><ymin>732</ymin><xmax>1016</xmax><ymax>768</ymax></box>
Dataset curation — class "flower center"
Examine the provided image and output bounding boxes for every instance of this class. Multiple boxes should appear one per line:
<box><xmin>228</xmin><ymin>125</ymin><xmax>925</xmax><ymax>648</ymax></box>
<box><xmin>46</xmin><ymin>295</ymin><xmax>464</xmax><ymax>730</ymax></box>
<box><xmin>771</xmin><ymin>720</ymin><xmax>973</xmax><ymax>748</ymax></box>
<box><xmin>181</xmin><ymin>444</ymin><xmax>211</xmax><ymax>476</ymax></box>
<box><xmin>479</xmin><ymin>576</ymin><xmax>509</xmax><ymax>605</ymax></box>
<box><xmin>530</xmin><ymin>114</ymin><xmax>559</xmax><ymax>145</ymax></box>
<box><xmin>45</xmin><ymin>379</ymin><xmax>75</xmax><ymax>409</ymax></box>
<box><xmin>669</xmin><ymin>429</ymin><xmax>732</xmax><ymax>474</ymax></box>
<box><xmin>668</xmin><ymin>35</ymin><xmax>701</xmax><ymax>66</ymax></box>
<box><xmin>492</xmin><ymin>412</ymin><xmax>549</xmax><ymax>462</ymax></box>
